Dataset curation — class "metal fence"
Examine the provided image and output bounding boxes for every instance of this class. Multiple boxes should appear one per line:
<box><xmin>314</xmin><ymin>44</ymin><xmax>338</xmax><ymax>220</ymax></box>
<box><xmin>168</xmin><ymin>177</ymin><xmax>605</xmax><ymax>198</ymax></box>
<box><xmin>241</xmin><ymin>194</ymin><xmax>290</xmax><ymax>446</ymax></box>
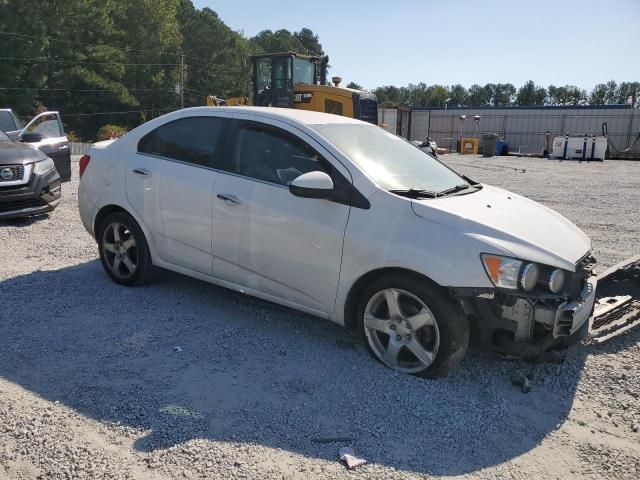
<box><xmin>401</xmin><ymin>106</ymin><xmax>639</xmax><ymax>158</ymax></box>
<box><xmin>70</xmin><ymin>142</ymin><xmax>91</xmax><ymax>155</ymax></box>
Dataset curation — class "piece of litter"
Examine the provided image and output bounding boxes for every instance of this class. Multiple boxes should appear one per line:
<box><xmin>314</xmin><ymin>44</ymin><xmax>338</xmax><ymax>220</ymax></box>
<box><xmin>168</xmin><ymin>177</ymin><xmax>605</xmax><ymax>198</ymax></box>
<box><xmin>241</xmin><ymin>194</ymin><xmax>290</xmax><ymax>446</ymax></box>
<box><xmin>312</xmin><ymin>436</ymin><xmax>354</xmax><ymax>444</ymax></box>
<box><xmin>339</xmin><ymin>447</ymin><xmax>366</xmax><ymax>470</ymax></box>
<box><xmin>173</xmin><ymin>346</ymin><xmax>183</xmax><ymax>353</ymax></box>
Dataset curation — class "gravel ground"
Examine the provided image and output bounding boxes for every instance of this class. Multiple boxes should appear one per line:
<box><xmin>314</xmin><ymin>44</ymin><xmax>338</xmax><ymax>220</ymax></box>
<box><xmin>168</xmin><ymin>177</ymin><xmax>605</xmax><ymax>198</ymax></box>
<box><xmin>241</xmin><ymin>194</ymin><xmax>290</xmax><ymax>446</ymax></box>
<box><xmin>0</xmin><ymin>155</ymin><xmax>638</xmax><ymax>479</ymax></box>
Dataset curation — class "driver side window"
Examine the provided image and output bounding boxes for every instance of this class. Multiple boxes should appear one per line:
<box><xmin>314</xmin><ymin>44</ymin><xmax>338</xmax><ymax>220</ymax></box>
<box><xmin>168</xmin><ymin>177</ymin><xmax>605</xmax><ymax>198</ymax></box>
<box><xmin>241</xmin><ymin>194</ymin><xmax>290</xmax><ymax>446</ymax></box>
<box><xmin>222</xmin><ymin>123</ymin><xmax>328</xmax><ymax>186</ymax></box>
<box><xmin>25</xmin><ymin>113</ymin><xmax>63</xmax><ymax>138</ymax></box>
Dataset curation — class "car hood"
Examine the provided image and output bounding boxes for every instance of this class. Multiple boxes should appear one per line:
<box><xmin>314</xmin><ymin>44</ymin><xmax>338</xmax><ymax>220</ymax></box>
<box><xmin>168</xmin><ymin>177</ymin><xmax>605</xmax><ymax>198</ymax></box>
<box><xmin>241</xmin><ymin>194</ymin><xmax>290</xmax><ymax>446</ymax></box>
<box><xmin>410</xmin><ymin>184</ymin><xmax>590</xmax><ymax>271</ymax></box>
<box><xmin>0</xmin><ymin>141</ymin><xmax>48</xmax><ymax>165</ymax></box>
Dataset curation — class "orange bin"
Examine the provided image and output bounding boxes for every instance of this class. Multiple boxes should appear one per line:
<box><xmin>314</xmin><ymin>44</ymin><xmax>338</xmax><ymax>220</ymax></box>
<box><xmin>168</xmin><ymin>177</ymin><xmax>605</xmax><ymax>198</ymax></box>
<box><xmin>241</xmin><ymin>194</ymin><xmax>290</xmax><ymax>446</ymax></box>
<box><xmin>460</xmin><ymin>138</ymin><xmax>479</xmax><ymax>154</ymax></box>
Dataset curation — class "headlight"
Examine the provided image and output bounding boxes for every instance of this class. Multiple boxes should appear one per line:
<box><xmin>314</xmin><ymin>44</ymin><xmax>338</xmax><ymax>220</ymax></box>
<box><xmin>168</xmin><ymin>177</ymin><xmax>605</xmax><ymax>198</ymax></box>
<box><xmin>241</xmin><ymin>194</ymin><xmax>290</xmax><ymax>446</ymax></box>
<box><xmin>543</xmin><ymin>269</ymin><xmax>565</xmax><ymax>293</ymax></box>
<box><xmin>33</xmin><ymin>157</ymin><xmax>55</xmax><ymax>175</ymax></box>
<box><xmin>481</xmin><ymin>254</ymin><xmax>522</xmax><ymax>290</ymax></box>
<box><xmin>519</xmin><ymin>263</ymin><xmax>539</xmax><ymax>291</ymax></box>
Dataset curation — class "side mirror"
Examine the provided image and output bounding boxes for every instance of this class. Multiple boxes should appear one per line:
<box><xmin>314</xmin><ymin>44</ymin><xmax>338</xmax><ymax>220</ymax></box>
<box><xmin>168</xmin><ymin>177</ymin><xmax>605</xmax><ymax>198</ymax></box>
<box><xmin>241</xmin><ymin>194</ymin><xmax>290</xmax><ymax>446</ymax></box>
<box><xmin>289</xmin><ymin>171</ymin><xmax>334</xmax><ymax>199</ymax></box>
<box><xmin>20</xmin><ymin>132</ymin><xmax>44</xmax><ymax>143</ymax></box>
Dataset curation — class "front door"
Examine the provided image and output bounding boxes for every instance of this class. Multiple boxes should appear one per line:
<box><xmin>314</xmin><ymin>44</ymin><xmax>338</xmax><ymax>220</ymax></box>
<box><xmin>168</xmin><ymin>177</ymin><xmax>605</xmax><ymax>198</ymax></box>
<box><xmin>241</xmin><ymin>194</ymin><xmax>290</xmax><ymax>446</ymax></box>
<box><xmin>20</xmin><ymin>112</ymin><xmax>71</xmax><ymax>181</ymax></box>
<box><xmin>212</xmin><ymin>120</ymin><xmax>350</xmax><ymax>314</ymax></box>
<box><xmin>127</xmin><ymin>116</ymin><xmax>227</xmax><ymax>274</ymax></box>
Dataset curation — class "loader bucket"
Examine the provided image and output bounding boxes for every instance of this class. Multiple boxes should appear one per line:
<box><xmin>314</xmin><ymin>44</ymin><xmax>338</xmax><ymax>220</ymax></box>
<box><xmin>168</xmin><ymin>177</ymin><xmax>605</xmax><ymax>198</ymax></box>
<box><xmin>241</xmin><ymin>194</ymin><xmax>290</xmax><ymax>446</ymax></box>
<box><xmin>589</xmin><ymin>254</ymin><xmax>640</xmax><ymax>343</ymax></box>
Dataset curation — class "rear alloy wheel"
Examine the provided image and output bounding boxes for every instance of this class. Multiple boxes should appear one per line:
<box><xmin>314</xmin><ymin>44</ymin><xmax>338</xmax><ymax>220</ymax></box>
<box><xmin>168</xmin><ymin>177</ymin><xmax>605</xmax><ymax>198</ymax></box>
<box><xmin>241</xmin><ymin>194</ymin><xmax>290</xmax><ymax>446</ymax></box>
<box><xmin>358</xmin><ymin>274</ymin><xmax>469</xmax><ymax>378</ymax></box>
<box><xmin>98</xmin><ymin>212</ymin><xmax>152</xmax><ymax>286</ymax></box>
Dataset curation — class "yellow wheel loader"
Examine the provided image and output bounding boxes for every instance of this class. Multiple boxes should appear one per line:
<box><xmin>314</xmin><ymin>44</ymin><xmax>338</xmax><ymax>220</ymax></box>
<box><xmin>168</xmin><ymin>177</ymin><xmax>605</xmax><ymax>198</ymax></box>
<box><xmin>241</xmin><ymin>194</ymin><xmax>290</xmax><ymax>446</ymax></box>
<box><xmin>207</xmin><ymin>52</ymin><xmax>378</xmax><ymax>124</ymax></box>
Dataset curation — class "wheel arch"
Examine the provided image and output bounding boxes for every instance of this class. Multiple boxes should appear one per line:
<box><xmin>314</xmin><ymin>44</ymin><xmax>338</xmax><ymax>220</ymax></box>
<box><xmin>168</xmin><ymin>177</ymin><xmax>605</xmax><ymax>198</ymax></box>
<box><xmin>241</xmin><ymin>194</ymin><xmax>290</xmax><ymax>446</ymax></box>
<box><xmin>93</xmin><ymin>204</ymin><xmax>129</xmax><ymax>239</ymax></box>
<box><xmin>343</xmin><ymin>267</ymin><xmax>442</xmax><ymax>331</ymax></box>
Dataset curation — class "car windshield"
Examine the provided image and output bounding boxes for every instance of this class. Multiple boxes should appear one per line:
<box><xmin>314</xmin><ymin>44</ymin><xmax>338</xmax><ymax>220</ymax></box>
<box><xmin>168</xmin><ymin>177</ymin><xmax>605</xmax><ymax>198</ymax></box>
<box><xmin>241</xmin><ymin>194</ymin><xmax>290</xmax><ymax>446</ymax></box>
<box><xmin>313</xmin><ymin>124</ymin><xmax>466</xmax><ymax>193</ymax></box>
<box><xmin>0</xmin><ymin>130</ymin><xmax>10</xmax><ymax>143</ymax></box>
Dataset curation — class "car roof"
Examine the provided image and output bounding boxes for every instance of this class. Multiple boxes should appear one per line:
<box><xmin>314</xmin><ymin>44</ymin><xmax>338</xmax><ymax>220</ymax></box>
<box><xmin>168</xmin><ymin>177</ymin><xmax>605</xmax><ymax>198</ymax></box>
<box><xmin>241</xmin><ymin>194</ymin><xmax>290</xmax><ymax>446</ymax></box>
<box><xmin>178</xmin><ymin>106</ymin><xmax>365</xmax><ymax>126</ymax></box>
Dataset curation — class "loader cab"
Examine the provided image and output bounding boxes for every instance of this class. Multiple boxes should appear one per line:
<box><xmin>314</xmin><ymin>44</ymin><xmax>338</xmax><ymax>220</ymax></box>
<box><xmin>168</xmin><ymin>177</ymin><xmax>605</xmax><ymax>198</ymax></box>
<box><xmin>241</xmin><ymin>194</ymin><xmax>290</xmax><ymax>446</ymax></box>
<box><xmin>252</xmin><ymin>52</ymin><xmax>324</xmax><ymax>108</ymax></box>
<box><xmin>251</xmin><ymin>52</ymin><xmax>378</xmax><ymax>125</ymax></box>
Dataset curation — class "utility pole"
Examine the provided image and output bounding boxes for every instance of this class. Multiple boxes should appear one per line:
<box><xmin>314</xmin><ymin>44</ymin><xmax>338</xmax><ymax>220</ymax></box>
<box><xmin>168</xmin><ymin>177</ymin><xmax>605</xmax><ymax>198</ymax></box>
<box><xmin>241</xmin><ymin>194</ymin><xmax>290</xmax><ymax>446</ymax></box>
<box><xmin>180</xmin><ymin>53</ymin><xmax>185</xmax><ymax>108</ymax></box>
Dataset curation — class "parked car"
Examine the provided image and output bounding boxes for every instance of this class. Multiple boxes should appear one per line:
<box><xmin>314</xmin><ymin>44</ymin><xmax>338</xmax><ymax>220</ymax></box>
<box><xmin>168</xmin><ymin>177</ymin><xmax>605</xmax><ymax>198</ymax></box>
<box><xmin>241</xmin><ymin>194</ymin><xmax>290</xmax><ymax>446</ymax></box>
<box><xmin>0</xmin><ymin>128</ymin><xmax>61</xmax><ymax>219</ymax></box>
<box><xmin>78</xmin><ymin>107</ymin><xmax>597</xmax><ymax>377</ymax></box>
<box><xmin>0</xmin><ymin>109</ymin><xmax>71</xmax><ymax>181</ymax></box>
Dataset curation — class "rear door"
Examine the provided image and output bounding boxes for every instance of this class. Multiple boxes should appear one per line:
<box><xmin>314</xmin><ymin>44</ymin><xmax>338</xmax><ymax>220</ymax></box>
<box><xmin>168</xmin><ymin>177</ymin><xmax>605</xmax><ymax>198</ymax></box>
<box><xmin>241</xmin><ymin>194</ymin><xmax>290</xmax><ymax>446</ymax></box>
<box><xmin>19</xmin><ymin>112</ymin><xmax>71</xmax><ymax>181</ymax></box>
<box><xmin>211</xmin><ymin>118</ymin><xmax>351</xmax><ymax>314</ymax></box>
<box><xmin>128</xmin><ymin>116</ymin><xmax>226</xmax><ymax>274</ymax></box>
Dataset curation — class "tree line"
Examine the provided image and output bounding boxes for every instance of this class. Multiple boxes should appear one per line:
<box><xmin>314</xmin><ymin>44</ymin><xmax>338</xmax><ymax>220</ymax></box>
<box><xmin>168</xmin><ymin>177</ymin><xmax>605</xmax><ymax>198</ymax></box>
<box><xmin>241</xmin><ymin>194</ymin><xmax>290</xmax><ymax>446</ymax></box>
<box><xmin>0</xmin><ymin>0</ymin><xmax>324</xmax><ymax>140</ymax></box>
<box><xmin>368</xmin><ymin>80</ymin><xmax>640</xmax><ymax>109</ymax></box>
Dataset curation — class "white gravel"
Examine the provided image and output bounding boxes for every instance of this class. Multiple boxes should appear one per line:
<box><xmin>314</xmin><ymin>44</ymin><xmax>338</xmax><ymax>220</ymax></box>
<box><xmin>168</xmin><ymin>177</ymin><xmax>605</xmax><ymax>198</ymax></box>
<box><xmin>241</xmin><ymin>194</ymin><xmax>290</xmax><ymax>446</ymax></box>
<box><xmin>0</xmin><ymin>155</ymin><xmax>638</xmax><ymax>479</ymax></box>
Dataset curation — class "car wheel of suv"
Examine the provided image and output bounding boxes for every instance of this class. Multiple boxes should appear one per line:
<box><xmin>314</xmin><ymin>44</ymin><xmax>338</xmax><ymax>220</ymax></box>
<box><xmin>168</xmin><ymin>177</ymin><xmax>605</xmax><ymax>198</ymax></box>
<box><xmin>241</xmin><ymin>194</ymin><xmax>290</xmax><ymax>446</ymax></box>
<box><xmin>98</xmin><ymin>212</ymin><xmax>153</xmax><ymax>286</ymax></box>
<box><xmin>357</xmin><ymin>273</ymin><xmax>469</xmax><ymax>378</ymax></box>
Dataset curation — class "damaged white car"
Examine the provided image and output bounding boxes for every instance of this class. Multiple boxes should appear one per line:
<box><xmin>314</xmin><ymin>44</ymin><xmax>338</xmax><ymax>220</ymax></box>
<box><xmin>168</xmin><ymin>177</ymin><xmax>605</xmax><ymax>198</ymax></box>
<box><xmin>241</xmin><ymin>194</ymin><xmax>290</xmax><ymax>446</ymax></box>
<box><xmin>79</xmin><ymin>107</ymin><xmax>600</xmax><ymax>378</ymax></box>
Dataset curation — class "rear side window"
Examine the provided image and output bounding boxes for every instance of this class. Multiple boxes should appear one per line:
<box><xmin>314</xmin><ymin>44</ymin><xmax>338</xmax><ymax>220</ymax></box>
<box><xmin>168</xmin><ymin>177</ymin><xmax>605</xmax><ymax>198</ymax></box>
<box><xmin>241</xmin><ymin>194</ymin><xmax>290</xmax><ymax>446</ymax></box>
<box><xmin>220</xmin><ymin>123</ymin><xmax>328</xmax><ymax>186</ymax></box>
<box><xmin>0</xmin><ymin>111</ymin><xmax>17</xmax><ymax>132</ymax></box>
<box><xmin>138</xmin><ymin>117</ymin><xmax>224</xmax><ymax>166</ymax></box>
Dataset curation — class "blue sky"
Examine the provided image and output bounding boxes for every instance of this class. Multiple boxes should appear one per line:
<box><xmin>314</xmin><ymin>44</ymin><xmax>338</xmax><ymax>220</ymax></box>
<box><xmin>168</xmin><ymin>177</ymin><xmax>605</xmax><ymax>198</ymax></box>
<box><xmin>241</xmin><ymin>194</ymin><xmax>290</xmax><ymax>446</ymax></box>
<box><xmin>193</xmin><ymin>0</ymin><xmax>640</xmax><ymax>91</ymax></box>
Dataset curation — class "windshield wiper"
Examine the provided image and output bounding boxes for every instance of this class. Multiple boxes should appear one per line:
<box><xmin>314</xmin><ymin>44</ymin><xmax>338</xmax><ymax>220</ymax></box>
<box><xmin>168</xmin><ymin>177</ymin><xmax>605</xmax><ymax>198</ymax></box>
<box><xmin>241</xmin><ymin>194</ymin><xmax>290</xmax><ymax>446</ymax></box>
<box><xmin>438</xmin><ymin>183</ymin><xmax>471</xmax><ymax>196</ymax></box>
<box><xmin>389</xmin><ymin>188</ymin><xmax>440</xmax><ymax>199</ymax></box>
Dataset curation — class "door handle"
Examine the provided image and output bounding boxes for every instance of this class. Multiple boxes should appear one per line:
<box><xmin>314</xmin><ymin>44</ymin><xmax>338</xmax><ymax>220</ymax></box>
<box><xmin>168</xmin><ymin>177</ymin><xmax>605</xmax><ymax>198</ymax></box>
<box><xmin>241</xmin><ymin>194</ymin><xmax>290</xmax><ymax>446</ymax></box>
<box><xmin>217</xmin><ymin>193</ymin><xmax>241</xmax><ymax>205</ymax></box>
<box><xmin>58</xmin><ymin>145</ymin><xmax>69</xmax><ymax>150</ymax></box>
<box><xmin>132</xmin><ymin>168</ymin><xmax>152</xmax><ymax>177</ymax></box>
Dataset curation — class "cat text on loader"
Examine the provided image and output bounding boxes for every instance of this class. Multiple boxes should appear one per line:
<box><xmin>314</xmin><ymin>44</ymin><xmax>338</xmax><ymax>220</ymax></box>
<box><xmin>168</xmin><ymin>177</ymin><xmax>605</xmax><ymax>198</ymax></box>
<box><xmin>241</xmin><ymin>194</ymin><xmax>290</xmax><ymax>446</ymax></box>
<box><xmin>206</xmin><ymin>52</ymin><xmax>378</xmax><ymax>124</ymax></box>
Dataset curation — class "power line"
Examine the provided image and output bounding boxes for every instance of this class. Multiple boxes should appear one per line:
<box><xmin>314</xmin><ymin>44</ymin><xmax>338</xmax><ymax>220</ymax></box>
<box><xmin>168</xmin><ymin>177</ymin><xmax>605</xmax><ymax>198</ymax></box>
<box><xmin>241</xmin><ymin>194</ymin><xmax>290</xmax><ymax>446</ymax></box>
<box><xmin>0</xmin><ymin>30</ymin><xmax>226</xmax><ymax>66</ymax></box>
<box><xmin>0</xmin><ymin>56</ymin><xmax>180</xmax><ymax>66</ymax></box>
<box><xmin>62</xmin><ymin>107</ymin><xmax>177</xmax><ymax>117</ymax></box>
<box><xmin>0</xmin><ymin>31</ymin><xmax>183</xmax><ymax>57</ymax></box>
<box><xmin>0</xmin><ymin>87</ymin><xmax>172</xmax><ymax>92</ymax></box>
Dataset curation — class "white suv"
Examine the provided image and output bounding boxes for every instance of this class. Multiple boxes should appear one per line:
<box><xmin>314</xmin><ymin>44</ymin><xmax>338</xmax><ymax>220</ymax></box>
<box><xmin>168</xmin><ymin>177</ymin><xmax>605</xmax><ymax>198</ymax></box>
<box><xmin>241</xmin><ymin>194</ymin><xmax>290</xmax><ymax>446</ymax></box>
<box><xmin>78</xmin><ymin>107</ymin><xmax>597</xmax><ymax>377</ymax></box>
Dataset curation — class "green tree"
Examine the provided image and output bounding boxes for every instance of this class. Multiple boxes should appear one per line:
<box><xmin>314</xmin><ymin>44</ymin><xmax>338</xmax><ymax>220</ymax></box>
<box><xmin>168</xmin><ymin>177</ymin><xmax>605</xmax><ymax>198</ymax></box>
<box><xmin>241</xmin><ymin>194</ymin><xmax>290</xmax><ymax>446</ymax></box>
<box><xmin>603</xmin><ymin>80</ymin><xmax>618</xmax><ymax>104</ymax></box>
<box><xmin>293</xmin><ymin>28</ymin><xmax>324</xmax><ymax>56</ymax></box>
<box><xmin>548</xmin><ymin>85</ymin><xmax>586</xmax><ymax>105</ymax></box>
<box><xmin>448</xmin><ymin>84</ymin><xmax>467</xmax><ymax>107</ymax></box>
<box><xmin>177</xmin><ymin>0</ymin><xmax>251</xmax><ymax>100</ymax></box>
<box><xmin>488</xmin><ymin>83</ymin><xmax>515</xmax><ymax>106</ymax></box>
<box><xmin>346</xmin><ymin>82</ymin><xmax>363</xmax><ymax>90</ymax></box>
<box><xmin>250</xmin><ymin>28</ymin><xmax>324</xmax><ymax>57</ymax></box>
<box><xmin>467</xmin><ymin>84</ymin><xmax>491</xmax><ymax>106</ymax></box>
<box><xmin>516</xmin><ymin>81</ymin><xmax>546</xmax><ymax>106</ymax></box>
<box><xmin>424</xmin><ymin>84</ymin><xmax>449</xmax><ymax>107</ymax></box>
<box><xmin>589</xmin><ymin>83</ymin><xmax>608</xmax><ymax>105</ymax></box>
<box><xmin>373</xmin><ymin>85</ymin><xmax>402</xmax><ymax>107</ymax></box>
<box><xmin>618</xmin><ymin>81</ymin><xmax>640</xmax><ymax>107</ymax></box>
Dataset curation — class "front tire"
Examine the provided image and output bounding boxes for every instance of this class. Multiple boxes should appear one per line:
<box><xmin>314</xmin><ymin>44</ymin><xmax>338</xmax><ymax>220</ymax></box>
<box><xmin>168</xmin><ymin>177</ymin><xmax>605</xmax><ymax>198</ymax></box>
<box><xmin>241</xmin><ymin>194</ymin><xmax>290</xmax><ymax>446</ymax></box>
<box><xmin>98</xmin><ymin>212</ymin><xmax>153</xmax><ymax>286</ymax></box>
<box><xmin>357</xmin><ymin>273</ymin><xmax>469</xmax><ymax>378</ymax></box>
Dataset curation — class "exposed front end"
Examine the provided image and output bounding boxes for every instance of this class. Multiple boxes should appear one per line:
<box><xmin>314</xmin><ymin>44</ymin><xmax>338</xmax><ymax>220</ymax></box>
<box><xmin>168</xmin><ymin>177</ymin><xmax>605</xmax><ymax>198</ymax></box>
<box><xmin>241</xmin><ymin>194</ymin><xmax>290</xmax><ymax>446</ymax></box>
<box><xmin>457</xmin><ymin>252</ymin><xmax>598</xmax><ymax>357</ymax></box>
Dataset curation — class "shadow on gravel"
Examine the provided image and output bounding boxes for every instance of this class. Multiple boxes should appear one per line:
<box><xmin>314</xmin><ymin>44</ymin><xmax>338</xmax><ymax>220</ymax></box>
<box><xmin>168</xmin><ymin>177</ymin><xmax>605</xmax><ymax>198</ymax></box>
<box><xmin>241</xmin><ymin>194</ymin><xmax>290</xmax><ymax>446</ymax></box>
<box><xmin>0</xmin><ymin>261</ymin><xmax>590</xmax><ymax>476</ymax></box>
<box><xmin>0</xmin><ymin>214</ymin><xmax>50</xmax><ymax>228</ymax></box>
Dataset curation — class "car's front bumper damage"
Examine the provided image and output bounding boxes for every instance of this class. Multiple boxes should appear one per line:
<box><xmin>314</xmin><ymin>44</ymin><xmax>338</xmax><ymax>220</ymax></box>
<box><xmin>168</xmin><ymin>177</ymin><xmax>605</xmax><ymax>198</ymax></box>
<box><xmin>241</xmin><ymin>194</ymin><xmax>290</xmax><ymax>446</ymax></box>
<box><xmin>454</xmin><ymin>262</ymin><xmax>598</xmax><ymax>358</ymax></box>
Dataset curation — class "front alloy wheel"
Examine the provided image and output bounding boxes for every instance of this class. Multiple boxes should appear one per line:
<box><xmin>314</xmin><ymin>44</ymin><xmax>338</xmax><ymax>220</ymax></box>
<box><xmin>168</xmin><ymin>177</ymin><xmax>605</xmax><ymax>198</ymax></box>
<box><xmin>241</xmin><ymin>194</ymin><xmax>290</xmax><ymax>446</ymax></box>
<box><xmin>358</xmin><ymin>273</ymin><xmax>469</xmax><ymax>378</ymax></box>
<box><xmin>364</xmin><ymin>288</ymin><xmax>440</xmax><ymax>374</ymax></box>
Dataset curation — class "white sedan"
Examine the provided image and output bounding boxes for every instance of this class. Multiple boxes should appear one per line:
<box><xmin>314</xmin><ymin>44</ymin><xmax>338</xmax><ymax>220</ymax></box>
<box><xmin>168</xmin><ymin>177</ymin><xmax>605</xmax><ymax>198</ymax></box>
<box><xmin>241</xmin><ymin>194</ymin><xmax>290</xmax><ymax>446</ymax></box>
<box><xmin>78</xmin><ymin>107</ymin><xmax>597</xmax><ymax>377</ymax></box>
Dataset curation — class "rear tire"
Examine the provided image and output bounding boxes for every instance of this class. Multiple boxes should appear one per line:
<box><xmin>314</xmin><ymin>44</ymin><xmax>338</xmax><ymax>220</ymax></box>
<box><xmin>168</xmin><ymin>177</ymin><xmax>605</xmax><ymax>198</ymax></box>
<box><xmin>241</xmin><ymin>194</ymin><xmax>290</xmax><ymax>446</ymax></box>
<box><xmin>357</xmin><ymin>273</ymin><xmax>469</xmax><ymax>378</ymax></box>
<box><xmin>97</xmin><ymin>212</ymin><xmax>153</xmax><ymax>286</ymax></box>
